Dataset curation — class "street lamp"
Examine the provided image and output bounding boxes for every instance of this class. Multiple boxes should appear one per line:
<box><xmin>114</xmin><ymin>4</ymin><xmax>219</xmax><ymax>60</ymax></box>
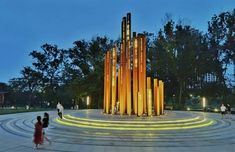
<box><xmin>86</xmin><ymin>96</ymin><xmax>90</xmax><ymax>109</ymax></box>
<box><xmin>202</xmin><ymin>97</ymin><xmax>206</xmax><ymax>111</ymax></box>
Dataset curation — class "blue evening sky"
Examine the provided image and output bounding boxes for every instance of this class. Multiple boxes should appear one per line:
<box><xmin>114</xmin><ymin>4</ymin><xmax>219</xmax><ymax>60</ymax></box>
<box><xmin>0</xmin><ymin>0</ymin><xmax>234</xmax><ymax>83</ymax></box>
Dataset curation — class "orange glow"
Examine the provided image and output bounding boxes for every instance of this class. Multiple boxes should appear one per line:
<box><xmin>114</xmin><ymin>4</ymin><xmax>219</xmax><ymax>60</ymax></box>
<box><xmin>111</xmin><ymin>47</ymin><xmax>117</xmax><ymax>114</ymax></box>
<box><xmin>126</xmin><ymin>14</ymin><xmax>131</xmax><ymax>115</ymax></box>
<box><xmin>133</xmin><ymin>35</ymin><xmax>138</xmax><ymax>115</ymax></box>
<box><xmin>147</xmin><ymin>89</ymin><xmax>152</xmax><ymax>116</ymax></box>
<box><xmin>103</xmin><ymin>13</ymin><xmax>164</xmax><ymax>117</ymax></box>
<box><xmin>159</xmin><ymin>80</ymin><xmax>164</xmax><ymax>115</ymax></box>
<box><xmin>106</xmin><ymin>51</ymin><xmax>111</xmax><ymax>114</ymax></box>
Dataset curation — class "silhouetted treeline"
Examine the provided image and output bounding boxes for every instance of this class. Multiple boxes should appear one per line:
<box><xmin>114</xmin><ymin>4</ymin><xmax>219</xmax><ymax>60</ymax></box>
<box><xmin>3</xmin><ymin>9</ymin><xmax>235</xmax><ymax>108</ymax></box>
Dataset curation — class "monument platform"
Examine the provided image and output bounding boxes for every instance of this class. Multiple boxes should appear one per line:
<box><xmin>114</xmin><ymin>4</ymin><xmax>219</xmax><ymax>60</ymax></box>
<box><xmin>0</xmin><ymin>110</ymin><xmax>235</xmax><ymax>152</ymax></box>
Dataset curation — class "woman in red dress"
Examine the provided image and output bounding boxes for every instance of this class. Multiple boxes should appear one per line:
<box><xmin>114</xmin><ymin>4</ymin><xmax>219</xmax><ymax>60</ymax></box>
<box><xmin>33</xmin><ymin>116</ymin><xmax>43</xmax><ymax>149</ymax></box>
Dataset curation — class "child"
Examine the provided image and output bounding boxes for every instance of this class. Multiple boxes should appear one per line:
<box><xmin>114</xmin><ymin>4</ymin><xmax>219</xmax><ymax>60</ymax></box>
<box><xmin>33</xmin><ymin>116</ymin><xmax>43</xmax><ymax>149</ymax></box>
<box><xmin>42</xmin><ymin>112</ymin><xmax>51</xmax><ymax>145</ymax></box>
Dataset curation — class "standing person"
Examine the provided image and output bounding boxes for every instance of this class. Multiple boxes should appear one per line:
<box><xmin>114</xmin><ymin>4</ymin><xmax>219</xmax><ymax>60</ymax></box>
<box><xmin>220</xmin><ymin>104</ymin><xmax>226</xmax><ymax>119</ymax></box>
<box><xmin>226</xmin><ymin>104</ymin><xmax>231</xmax><ymax>119</ymax></box>
<box><xmin>75</xmin><ymin>104</ymin><xmax>79</xmax><ymax>110</ymax></box>
<box><xmin>33</xmin><ymin>116</ymin><xmax>43</xmax><ymax>149</ymax></box>
<box><xmin>57</xmin><ymin>102</ymin><xmax>64</xmax><ymax>119</ymax></box>
<box><xmin>42</xmin><ymin>112</ymin><xmax>51</xmax><ymax>145</ymax></box>
<box><xmin>56</xmin><ymin>102</ymin><xmax>61</xmax><ymax>113</ymax></box>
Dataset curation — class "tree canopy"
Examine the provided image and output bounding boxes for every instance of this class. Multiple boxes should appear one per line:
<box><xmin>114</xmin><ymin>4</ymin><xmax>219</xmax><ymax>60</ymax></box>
<box><xmin>4</xmin><ymin>9</ymin><xmax>235</xmax><ymax>108</ymax></box>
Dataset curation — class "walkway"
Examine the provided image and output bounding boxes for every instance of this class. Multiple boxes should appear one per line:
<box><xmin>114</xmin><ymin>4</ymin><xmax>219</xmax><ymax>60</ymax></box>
<box><xmin>0</xmin><ymin>110</ymin><xmax>235</xmax><ymax>152</ymax></box>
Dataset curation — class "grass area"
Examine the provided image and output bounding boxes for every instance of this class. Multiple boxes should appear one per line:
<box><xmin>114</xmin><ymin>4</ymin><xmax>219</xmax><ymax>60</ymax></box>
<box><xmin>0</xmin><ymin>107</ymin><xmax>52</xmax><ymax>115</ymax></box>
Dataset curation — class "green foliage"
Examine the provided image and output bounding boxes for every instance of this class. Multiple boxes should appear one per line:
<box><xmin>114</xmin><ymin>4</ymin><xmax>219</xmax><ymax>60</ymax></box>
<box><xmin>5</xmin><ymin>9</ymin><xmax>235</xmax><ymax>108</ymax></box>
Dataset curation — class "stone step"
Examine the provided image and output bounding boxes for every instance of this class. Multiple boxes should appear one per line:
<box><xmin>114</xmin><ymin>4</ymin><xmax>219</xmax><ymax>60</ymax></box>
<box><xmin>56</xmin><ymin>116</ymin><xmax>214</xmax><ymax>130</ymax></box>
<box><xmin>65</xmin><ymin>114</ymin><xmax>202</xmax><ymax>124</ymax></box>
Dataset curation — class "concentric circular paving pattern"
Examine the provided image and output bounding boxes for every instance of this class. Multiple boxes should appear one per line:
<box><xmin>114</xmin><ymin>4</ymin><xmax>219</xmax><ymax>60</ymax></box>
<box><xmin>1</xmin><ymin>110</ymin><xmax>235</xmax><ymax>148</ymax></box>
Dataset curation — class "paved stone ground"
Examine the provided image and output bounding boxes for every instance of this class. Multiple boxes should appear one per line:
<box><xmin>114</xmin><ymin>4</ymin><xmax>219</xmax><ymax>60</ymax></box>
<box><xmin>0</xmin><ymin>110</ymin><xmax>235</xmax><ymax>152</ymax></box>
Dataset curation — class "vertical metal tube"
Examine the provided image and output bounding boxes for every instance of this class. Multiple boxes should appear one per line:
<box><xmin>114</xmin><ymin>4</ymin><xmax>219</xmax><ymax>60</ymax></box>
<box><xmin>147</xmin><ymin>89</ymin><xmax>152</xmax><ymax>116</ymax></box>
<box><xmin>126</xmin><ymin>13</ymin><xmax>131</xmax><ymax>115</ymax></box>
<box><xmin>118</xmin><ymin>68</ymin><xmax>121</xmax><ymax>113</ymax></box>
<box><xmin>137</xmin><ymin>92</ymin><xmax>143</xmax><ymax>116</ymax></box>
<box><xmin>159</xmin><ymin>80</ymin><xmax>164</xmax><ymax>115</ymax></box>
<box><xmin>106</xmin><ymin>51</ymin><xmax>111</xmax><ymax>114</ymax></box>
<box><xmin>162</xmin><ymin>81</ymin><xmax>164</xmax><ymax>114</ymax></box>
<box><xmin>111</xmin><ymin>47</ymin><xmax>117</xmax><ymax>114</ymax></box>
<box><xmin>154</xmin><ymin>79</ymin><xmax>160</xmax><ymax>116</ymax></box>
<box><xmin>137</xmin><ymin>34</ymin><xmax>144</xmax><ymax>116</ymax></box>
<box><xmin>132</xmin><ymin>33</ymin><xmax>138</xmax><ymax>115</ymax></box>
<box><xmin>103</xmin><ymin>53</ymin><xmax>106</xmax><ymax>113</ymax></box>
<box><xmin>120</xmin><ymin>42</ymin><xmax>124</xmax><ymax>115</ymax></box>
<box><xmin>147</xmin><ymin>77</ymin><xmax>152</xmax><ymax>116</ymax></box>
<box><xmin>153</xmin><ymin>79</ymin><xmax>157</xmax><ymax>115</ymax></box>
<box><xmin>142</xmin><ymin>35</ymin><xmax>147</xmax><ymax>114</ymax></box>
<box><xmin>122</xmin><ymin>17</ymin><xmax>127</xmax><ymax>114</ymax></box>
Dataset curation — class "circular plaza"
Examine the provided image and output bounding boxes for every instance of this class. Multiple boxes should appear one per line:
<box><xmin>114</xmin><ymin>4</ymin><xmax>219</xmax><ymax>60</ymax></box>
<box><xmin>0</xmin><ymin>110</ymin><xmax>235</xmax><ymax>152</ymax></box>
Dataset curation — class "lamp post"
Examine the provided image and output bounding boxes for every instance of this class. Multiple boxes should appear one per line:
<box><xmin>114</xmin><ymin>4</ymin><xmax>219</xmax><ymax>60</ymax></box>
<box><xmin>202</xmin><ymin>97</ymin><xmax>206</xmax><ymax>111</ymax></box>
<box><xmin>190</xmin><ymin>94</ymin><xmax>193</xmax><ymax>98</ymax></box>
<box><xmin>86</xmin><ymin>96</ymin><xmax>90</xmax><ymax>109</ymax></box>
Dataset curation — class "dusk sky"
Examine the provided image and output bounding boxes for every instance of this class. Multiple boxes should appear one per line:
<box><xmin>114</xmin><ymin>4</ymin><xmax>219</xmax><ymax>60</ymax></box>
<box><xmin>0</xmin><ymin>0</ymin><xmax>234</xmax><ymax>83</ymax></box>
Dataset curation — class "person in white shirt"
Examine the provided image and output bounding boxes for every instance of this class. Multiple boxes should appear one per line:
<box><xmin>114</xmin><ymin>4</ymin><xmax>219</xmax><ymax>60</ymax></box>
<box><xmin>56</xmin><ymin>102</ymin><xmax>64</xmax><ymax>119</ymax></box>
<box><xmin>220</xmin><ymin>104</ymin><xmax>226</xmax><ymax>119</ymax></box>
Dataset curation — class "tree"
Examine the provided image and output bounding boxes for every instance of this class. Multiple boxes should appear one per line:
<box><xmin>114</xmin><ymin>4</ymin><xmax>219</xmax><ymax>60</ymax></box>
<box><xmin>29</xmin><ymin>44</ymin><xmax>65</xmax><ymax>104</ymax></box>
<box><xmin>207</xmin><ymin>9</ymin><xmax>235</xmax><ymax>100</ymax></box>
<box><xmin>151</xmin><ymin>20</ymin><xmax>207</xmax><ymax>105</ymax></box>
<box><xmin>64</xmin><ymin>37</ymin><xmax>113</xmax><ymax>108</ymax></box>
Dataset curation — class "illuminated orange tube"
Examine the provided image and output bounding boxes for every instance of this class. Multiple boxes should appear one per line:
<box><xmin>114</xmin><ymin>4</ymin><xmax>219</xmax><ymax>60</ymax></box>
<box><xmin>147</xmin><ymin>89</ymin><xmax>152</xmax><ymax>116</ymax></box>
<box><xmin>103</xmin><ymin>54</ymin><xmax>107</xmax><ymax>113</ymax></box>
<box><xmin>137</xmin><ymin>92</ymin><xmax>143</xmax><ymax>116</ymax></box>
<box><xmin>118</xmin><ymin>68</ymin><xmax>120</xmax><ymax>113</ymax></box>
<box><xmin>162</xmin><ymin>82</ymin><xmax>164</xmax><ymax>114</ymax></box>
<box><xmin>159</xmin><ymin>80</ymin><xmax>164</xmax><ymax>115</ymax></box>
<box><xmin>132</xmin><ymin>33</ymin><xmax>138</xmax><ymax>115</ymax></box>
<box><xmin>120</xmin><ymin>43</ymin><xmax>124</xmax><ymax>115</ymax></box>
<box><xmin>122</xmin><ymin>17</ymin><xmax>127</xmax><ymax>114</ymax></box>
<box><xmin>126</xmin><ymin>13</ymin><xmax>131</xmax><ymax>116</ymax></box>
<box><xmin>137</xmin><ymin>34</ymin><xmax>143</xmax><ymax>116</ymax></box>
<box><xmin>155</xmin><ymin>79</ymin><xmax>160</xmax><ymax>116</ymax></box>
<box><xmin>142</xmin><ymin>35</ymin><xmax>147</xmax><ymax>114</ymax></box>
<box><xmin>111</xmin><ymin>47</ymin><xmax>117</xmax><ymax>114</ymax></box>
<box><xmin>106</xmin><ymin>51</ymin><xmax>111</xmax><ymax>114</ymax></box>
<box><xmin>153</xmin><ymin>79</ymin><xmax>157</xmax><ymax>115</ymax></box>
<box><xmin>147</xmin><ymin>77</ymin><xmax>152</xmax><ymax>116</ymax></box>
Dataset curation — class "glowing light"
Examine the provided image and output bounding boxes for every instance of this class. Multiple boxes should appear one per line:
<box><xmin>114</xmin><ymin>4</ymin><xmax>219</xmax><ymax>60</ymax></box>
<box><xmin>214</xmin><ymin>108</ymin><xmax>218</xmax><ymax>112</ymax></box>
<box><xmin>86</xmin><ymin>96</ymin><xmax>90</xmax><ymax>106</ymax></box>
<box><xmin>103</xmin><ymin>13</ymin><xmax>164</xmax><ymax>117</ymax></box>
<box><xmin>187</xmin><ymin>107</ymin><xmax>191</xmax><ymax>111</ymax></box>
<box><xmin>202</xmin><ymin>97</ymin><xmax>206</xmax><ymax>108</ymax></box>
<box><xmin>55</xmin><ymin>117</ymin><xmax>214</xmax><ymax>131</ymax></box>
<box><xmin>66</xmin><ymin>114</ymin><xmax>200</xmax><ymax>124</ymax></box>
<box><xmin>60</xmin><ymin>115</ymin><xmax>207</xmax><ymax>128</ymax></box>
